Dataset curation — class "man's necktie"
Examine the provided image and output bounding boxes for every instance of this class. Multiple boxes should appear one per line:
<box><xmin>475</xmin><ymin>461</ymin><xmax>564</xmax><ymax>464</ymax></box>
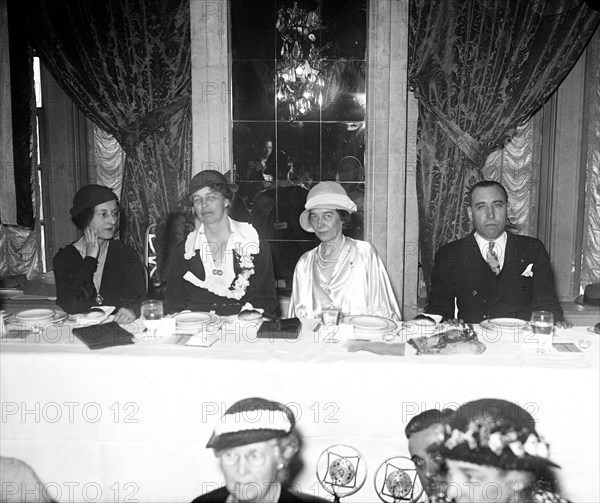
<box><xmin>486</xmin><ymin>242</ymin><xmax>501</xmax><ymax>275</ymax></box>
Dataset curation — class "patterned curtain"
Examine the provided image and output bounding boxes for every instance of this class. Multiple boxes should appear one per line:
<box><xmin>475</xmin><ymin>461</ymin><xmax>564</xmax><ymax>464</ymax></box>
<box><xmin>408</xmin><ymin>0</ymin><xmax>600</xmax><ymax>289</ymax></box>
<box><xmin>581</xmin><ymin>31</ymin><xmax>600</xmax><ymax>290</ymax></box>
<box><xmin>25</xmin><ymin>0</ymin><xmax>192</xmax><ymax>256</ymax></box>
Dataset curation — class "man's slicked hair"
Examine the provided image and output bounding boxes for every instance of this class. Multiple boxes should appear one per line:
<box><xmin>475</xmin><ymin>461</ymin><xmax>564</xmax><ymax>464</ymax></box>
<box><xmin>467</xmin><ymin>180</ymin><xmax>508</xmax><ymax>205</ymax></box>
<box><xmin>405</xmin><ymin>408</ymin><xmax>455</xmax><ymax>439</ymax></box>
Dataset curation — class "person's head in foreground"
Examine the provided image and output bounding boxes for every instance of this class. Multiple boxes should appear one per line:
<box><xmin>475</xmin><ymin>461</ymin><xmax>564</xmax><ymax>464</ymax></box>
<box><xmin>70</xmin><ymin>184</ymin><xmax>119</xmax><ymax>239</ymax></box>
<box><xmin>188</xmin><ymin>170</ymin><xmax>238</xmax><ymax>227</ymax></box>
<box><xmin>299</xmin><ymin>181</ymin><xmax>357</xmax><ymax>246</ymax></box>
<box><xmin>204</xmin><ymin>397</ymin><xmax>301</xmax><ymax>503</ymax></box>
<box><xmin>467</xmin><ymin>181</ymin><xmax>509</xmax><ymax>241</ymax></box>
<box><xmin>405</xmin><ymin>408</ymin><xmax>455</xmax><ymax>497</ymax></box>
<box><xmin>433</xmin><ymin>398</ymin><xmax>564</xmax><ymax>503</ymax></box>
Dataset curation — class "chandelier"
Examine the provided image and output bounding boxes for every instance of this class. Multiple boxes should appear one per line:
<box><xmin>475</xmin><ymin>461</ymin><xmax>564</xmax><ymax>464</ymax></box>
<box><xmin>275</xmin><ymin>2</ymin><xmax>326</xmax><ymax>120</ymax></box>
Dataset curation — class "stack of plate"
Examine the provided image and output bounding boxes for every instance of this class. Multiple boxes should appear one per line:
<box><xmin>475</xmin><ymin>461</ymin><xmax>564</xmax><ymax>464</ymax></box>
<box><xmin>344</xmin><ymin>315</ymin><xmax>398</xmax><ymax>341</ymax></box>
<box><xmin>11</xmin><ymin>308</ymin><xmax>68</xmax><ymax>327</ymax></box>
<box><xmin>174</xmin><ymin>312</ymin><xmax>222</xmax><ymax>347</ymax></box>
<box><xmin>174</xmin><ymin>312</ymin><xmax>221</xmax><ymax>334</ymax></box>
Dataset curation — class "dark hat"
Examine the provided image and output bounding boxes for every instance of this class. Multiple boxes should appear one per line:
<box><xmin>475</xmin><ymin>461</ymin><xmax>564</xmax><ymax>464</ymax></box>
<box><xmin>188</xmin><ymin>170</ymin><xmax>238</xmax><ymax>197</ymax></box>
<box><xmin>70</xmin><ymin>184</ymin><xmax>118</xmax><ymax>217</ymax></box>
<box><xmin>575</xmin><ymin>283</ymin><xmax>600</xmax><ymax>306</ymax></box>
<box><xmin>438</xmin><ymin>398</ymin><xmax>559</xmax><ymax>472</ymax></box>
<box><xmin>206</xmin><ymin>397</ymin><xmax>295</xmax><ymax>451</ymax></box>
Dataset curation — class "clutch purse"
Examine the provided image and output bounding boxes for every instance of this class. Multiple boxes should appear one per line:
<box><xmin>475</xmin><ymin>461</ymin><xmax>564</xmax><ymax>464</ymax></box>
<box><xmin>256</xmin><ymin>317</ymin><xmax>301</xmax><ymax>339</ymax></box>
<box><xmin>72</xmin><ymin>321</ymin><xmax>135</xmax><ymax>350</ymax></box>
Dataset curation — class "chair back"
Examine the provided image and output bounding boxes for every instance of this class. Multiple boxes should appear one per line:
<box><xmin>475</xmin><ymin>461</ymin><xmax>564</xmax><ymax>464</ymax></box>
<box><xmin>144</xmin><ymin>222</ymin><xmax>159</xmax><ymax>287</ymax></box>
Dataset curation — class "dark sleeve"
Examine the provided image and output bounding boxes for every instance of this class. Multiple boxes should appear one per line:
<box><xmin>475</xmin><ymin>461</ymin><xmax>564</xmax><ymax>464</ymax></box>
<box><xmin>53</xmin><ymin>246</ymin><xmax>97</xmax><ymax>314</ymax></box>
<box><xmin>191</xmin><ymin>487</ymin><xmax>227</xmax><ymax>503</ymax></box>
<box><xmin>117</xmin><ymin>244</ymin><xmax>147</xmax><ymax>316</ymax></box>
<box><xmin>164</xmin><ymin>242</ymin><xmax>189</xmax><ymax>314</ymax></box>
<box><xmin>244</xmin><ymin>236</ymin><xmax>278</xmax><ymax>316</ymax></box>
<box><xmin>424</xmin><ymin>245</ymin><xmax>456</xmax><ymax>320</ymax></box>
<box><xmin>531</xmin><ymin>241</ymin><xmax>564</xmax><ymax>322</ymax></box>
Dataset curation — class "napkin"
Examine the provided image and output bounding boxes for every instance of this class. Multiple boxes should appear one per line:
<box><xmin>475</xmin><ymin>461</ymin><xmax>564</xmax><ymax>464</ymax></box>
<box><xmin>72</xmin><ymin>322</ymin><xmax>135</xmax><ymax>350</ymax></box>
<box><xmin>240</xmin><ymin>302</ymin><xmax>264</xmax><ymax>314</ymax></box>
<box><xmin>256</xmin><ymin>318</ymin><xmax>301</xmax><ymax>339</ymax></box>
<box><xmin>346</xmin><ymin>340</ymin><xmax>405</xmax><ymax>356</ymax></box>
<box><xmin>74</xmin><ymin>306</ymin><xmax>115</xmax><ymax>325</ymax></box>
<box><xmin>317</xmin><ymin>323</ymin><xmax>354</xmax><ymax>343</ymax></box>
<box><xmin>184</xmin><ymin>330</ymin><xmax>221</xmax><ymax>347</ymax></box>
<box><xmin>154</xmin><ymin>317</ymin><xmax>176</xmax><ymax>338</ymax></box>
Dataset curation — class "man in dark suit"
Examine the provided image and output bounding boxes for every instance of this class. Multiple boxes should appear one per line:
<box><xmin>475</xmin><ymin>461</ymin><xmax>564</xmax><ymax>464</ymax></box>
<box><xmin>422</xmin><ymin>181</ymin><xmax>567</xmax><ymax>326</ymax></box>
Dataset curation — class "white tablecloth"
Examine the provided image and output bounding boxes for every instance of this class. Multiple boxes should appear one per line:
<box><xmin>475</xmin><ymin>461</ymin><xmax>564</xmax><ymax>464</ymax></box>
<box><xmin>1</xmin><ymin>319</ymin><xmax>598</xmax><ymax>502</ymax></box>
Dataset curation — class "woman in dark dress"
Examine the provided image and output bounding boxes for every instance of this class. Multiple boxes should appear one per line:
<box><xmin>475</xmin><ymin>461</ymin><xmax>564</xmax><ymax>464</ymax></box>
<box><xmin>53</xmin><ymin>184</ymin><xmax>146</xmax><ymax>323</ymax></box>
<box><xmin>164</xmin><ymin>170</ymin><xmax>277</xmax><ymax>316</ymax></box>
<box><xmin>192</xmin><ymin>397</ymin><xmax>328</xmax><ymax>503</ymax></box>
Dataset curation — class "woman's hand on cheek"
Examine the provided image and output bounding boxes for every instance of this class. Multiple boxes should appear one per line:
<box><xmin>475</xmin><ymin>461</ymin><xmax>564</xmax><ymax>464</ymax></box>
<box><xmin>84</xmin><ymin>227</ymin><xmax>100</xmax><ymax>258</ymax></box>
<box><xmin>114</xmin><ymin>307</ymin><xmax>136</xmax><ymax>324</ymax></box>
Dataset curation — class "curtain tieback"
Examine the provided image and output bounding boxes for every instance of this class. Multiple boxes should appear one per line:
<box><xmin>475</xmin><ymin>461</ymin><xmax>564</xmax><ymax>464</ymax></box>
<box><xmin>118</xmin><ymin>94</ymin><xmax>190</xmax><ymax>153</ymax></box>
<box><xmin>416</xmin><ymin>96</ymin><xmax>489</xmax><ymax>166</ymax></box>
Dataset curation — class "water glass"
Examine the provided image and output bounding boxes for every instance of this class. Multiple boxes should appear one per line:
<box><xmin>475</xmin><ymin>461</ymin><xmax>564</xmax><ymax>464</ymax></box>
<box><xmin>530</xmin><ymin>311</ymin><xmax>554</xmax><ymax>353</ymax></box>
<box><xmin>321</xmin><ymin>304</ymin><xmax>341</xmax><ymax>326</ymax></box>
<box><xmin>140</xmin><ymin>300</ymin><xmax>164</xmax><ymax>339</ymax></box>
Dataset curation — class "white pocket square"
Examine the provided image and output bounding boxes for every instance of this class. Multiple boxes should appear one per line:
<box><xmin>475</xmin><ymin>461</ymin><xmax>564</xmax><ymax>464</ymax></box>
<box><xmin>521</xmin><ymin>263</ymin><xmax>534</xmax><ymax>277</ymax></box>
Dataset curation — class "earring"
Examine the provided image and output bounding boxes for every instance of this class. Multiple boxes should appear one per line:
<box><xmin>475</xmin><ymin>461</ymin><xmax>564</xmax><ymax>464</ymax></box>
<box><xmin>277</xmin><ymin>463</ymin><xmax>285</xmax><ymax>471</ymax></box>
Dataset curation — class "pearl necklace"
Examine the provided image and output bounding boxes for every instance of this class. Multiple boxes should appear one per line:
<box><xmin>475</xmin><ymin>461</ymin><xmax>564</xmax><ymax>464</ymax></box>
<box><xmin>317</xmin><ymin>237</ymin><xmax>346</xmax><ymax>268</ymax></box>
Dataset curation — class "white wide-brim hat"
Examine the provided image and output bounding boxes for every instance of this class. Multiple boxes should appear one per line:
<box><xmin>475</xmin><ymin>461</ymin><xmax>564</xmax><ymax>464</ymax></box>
<box><xmin>299</xmin><ymin>181</ymin><xmax>357</xmax><ymax>233</ymax></box>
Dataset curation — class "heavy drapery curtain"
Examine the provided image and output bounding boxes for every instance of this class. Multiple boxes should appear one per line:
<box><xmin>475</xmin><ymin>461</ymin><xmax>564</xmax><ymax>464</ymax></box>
<box><xmin>581</xmin><ymin>31</ymin><xmax>600</xmax><ymax>289</ymax></box>
<box><xmin>409</xmin><ymin>0</ymin><xmax>600</xmax><ymax>289</ymax></box>
<box><xmin>25</xmin><ymin>0</ymin><xmax>191</xmax><ymax>256</ymax></box>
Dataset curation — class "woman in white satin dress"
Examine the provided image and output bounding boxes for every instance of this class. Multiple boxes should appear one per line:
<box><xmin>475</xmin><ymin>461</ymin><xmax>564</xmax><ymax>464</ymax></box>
<box><xmin>288</xmin><ymin>181</ymin><xmax>401</xmax><ymax>320</ymax></box>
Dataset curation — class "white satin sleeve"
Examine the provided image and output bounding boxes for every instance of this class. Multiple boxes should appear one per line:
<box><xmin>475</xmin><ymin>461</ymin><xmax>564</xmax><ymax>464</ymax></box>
<box><xmin>360</xmin><ymin>242</ymin><xmax>402</xmax><ymax>320</ymax></box>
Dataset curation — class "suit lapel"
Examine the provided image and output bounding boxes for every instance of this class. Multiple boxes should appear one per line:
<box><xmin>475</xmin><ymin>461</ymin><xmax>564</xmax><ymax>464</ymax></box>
<box><xmin>466</xmin><ymin>233</ymin><xmax>498</xmax><ymax>281</ymax></box>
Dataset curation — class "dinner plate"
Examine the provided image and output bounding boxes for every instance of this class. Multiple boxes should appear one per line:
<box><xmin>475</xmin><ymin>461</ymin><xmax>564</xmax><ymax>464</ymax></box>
<box><xmin>345</xmin><ymin>315</ymin><xmax>397</xmax><ymax>332</ymax></box>
<box><xmin>15</xmin><ymin>309</ymin><xmax>55</xmax><ymax>322</ymax></box>
<box><xmin>7</xmin><ymin>310</ymin><xmax>68</xmax><ymax>326</ymax></box>
<box><xmin>174</xmin><ymin>312</ymin><xmax>220</xmax><ymax>326</ymax></box>
<box><xmin>480</xmin><ymin>319</ymin><xmax>530</xmax><ymax>333</ymax></box>
<box><xmin>487</xmin><ymin>318</ymin><xmax>528</xmax><ymax>329</ymax></box>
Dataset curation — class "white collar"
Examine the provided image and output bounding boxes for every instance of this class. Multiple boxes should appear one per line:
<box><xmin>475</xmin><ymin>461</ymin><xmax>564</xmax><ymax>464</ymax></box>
<box><xmin>184</xmin><ymin>217</ymin><xmax>260</xmax><ymax>260</ymax></box>
<box><xmin>474</xmin><ymin>230</ymin><xmax>507</xmax><ymax>251</ymax></box>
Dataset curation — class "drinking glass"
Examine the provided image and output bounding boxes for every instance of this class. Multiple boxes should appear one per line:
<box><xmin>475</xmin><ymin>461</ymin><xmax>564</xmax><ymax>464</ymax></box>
<box><xmin>321</xmin><ymin>304</ymin><xmax>341</xmax><ymax>326</ymax></box>
<box><xmin>140</xmin><ymin>300</ymin><xmax>164</xmax><ymax>339</ymax></box>
<box><xmin>530</xmin><ymin>311</ymin><xmax>554</xmax><ymax>353</ymax></box>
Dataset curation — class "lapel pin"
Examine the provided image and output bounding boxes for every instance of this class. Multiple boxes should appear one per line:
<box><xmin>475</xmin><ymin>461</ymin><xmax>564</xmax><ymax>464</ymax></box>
<box><xmin>472</xmin><ymin>290</ymin><xmax>477</xmax><ymax>296</ymax></box>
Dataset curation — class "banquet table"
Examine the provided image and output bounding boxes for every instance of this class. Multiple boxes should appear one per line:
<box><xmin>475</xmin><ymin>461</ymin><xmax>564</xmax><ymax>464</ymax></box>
<box><xmin>1</xmin><ymin>308</ymin><xmax>598</xmax><ymax>503</ymax></box>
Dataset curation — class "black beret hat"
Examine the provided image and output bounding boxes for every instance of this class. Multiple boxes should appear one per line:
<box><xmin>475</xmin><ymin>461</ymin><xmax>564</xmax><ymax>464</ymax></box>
<box><xmin>70</xmin><ymin>184</ymin><xmax>118</xmax><ymax>217</ymax></box>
